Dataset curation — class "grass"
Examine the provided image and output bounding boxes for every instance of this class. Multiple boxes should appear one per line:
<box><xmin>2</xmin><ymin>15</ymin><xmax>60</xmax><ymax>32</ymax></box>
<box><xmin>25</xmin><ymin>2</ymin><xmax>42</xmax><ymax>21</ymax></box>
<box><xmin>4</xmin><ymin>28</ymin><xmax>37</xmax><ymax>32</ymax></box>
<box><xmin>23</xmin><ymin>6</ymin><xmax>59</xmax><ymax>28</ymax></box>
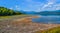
<box><xmin>0</xmin><ymin>16</ymin><xmax>11</xmax><ymax>19</ymax></box>
<box><xmin>35</xmin><ymin>27</ymin><xmax>60</xmax><ymax>33</ymax></box>
<box><xmin>0</xmin><ymin>15</ymin><xmax>26</xmax><ymax>19</ymax></box>
<box><xmin>0</xmin><ymin>14</ymin><xmax>32</xmax><ymax>20</ymax></box>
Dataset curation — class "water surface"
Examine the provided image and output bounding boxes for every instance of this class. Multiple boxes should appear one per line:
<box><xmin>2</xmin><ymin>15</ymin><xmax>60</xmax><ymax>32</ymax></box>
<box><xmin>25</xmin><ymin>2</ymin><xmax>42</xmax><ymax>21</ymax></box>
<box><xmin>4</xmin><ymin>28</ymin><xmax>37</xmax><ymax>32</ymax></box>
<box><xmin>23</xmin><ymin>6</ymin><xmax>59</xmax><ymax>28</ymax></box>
<box><xmin>32</xmin><ymin>16</ymin><xmax>60</xmax><ymax>24</ymax></box>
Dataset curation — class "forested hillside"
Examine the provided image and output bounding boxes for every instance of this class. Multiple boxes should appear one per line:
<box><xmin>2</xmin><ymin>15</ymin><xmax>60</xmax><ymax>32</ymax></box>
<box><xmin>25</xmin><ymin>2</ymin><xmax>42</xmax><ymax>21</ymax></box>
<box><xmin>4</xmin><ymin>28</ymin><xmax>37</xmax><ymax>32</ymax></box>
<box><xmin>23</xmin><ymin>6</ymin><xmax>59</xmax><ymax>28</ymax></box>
<box><xmin>0</xmin><ymin>7</ymin><xmax>22</xmax><ymax>16</ymax></box>
<box><xmin>36</xmin><ymin>10</ymin><xmax>60</xmax><ymax>15</ymax></box>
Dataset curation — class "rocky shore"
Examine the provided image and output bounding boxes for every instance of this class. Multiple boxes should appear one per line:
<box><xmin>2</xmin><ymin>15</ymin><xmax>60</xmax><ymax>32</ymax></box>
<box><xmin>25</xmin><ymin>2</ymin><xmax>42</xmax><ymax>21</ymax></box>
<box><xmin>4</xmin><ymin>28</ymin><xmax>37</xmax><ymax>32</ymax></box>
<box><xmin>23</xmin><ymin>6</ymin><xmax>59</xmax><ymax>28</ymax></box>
<box><xmin>0</xmin><ymin>16</ymin><xmax>60</xmax><ymax>33</ymax></box>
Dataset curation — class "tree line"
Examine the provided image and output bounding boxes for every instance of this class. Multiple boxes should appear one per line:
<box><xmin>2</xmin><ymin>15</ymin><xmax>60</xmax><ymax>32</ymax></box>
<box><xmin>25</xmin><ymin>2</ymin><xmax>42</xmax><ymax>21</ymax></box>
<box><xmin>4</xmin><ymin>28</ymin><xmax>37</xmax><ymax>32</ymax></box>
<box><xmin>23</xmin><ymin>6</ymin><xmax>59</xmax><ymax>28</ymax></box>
<box><xmin>0</xmin><ymin>7</ymin><xmax>22</xmax><ymax>16</ymax></box>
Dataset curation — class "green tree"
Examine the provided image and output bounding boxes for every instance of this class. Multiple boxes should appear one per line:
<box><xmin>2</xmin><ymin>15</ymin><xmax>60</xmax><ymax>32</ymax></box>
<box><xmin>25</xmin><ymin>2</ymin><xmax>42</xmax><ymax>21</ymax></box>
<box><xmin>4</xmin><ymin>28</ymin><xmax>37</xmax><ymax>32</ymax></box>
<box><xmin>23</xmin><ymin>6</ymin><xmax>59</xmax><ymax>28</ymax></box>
<box><xmin>0</xmin><ymin>7</ymin><xmax>22</xmax><ymax>16</ymax></box>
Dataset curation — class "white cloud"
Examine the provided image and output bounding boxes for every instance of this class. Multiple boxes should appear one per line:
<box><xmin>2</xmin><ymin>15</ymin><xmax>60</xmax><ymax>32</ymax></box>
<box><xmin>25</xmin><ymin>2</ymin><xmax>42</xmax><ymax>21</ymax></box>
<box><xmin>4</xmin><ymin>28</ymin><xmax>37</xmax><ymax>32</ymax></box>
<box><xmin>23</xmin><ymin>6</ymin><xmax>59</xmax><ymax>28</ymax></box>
<box><xmin>54</xmin><ymin>4</ymin><xmax>60</xmax><ymax>6</ymax></box>
<box><xmin>15</xmin><ymin>5</ymin><xmax>18</xmax><ymax>8</ymax></box>
<box><xmin>56</xmin><ymin>7</ymin><xmax>60</xmax><ymax>10</ymax></box>
<box><xmin>9</xmin><ymin>7</ymin><xmax>13</xmax><ymax>9</ymax></box>
<box><xmin>42</xmin><ymin>2</ymin><xmax>54</xmax><ymax>9</ymax></box>
<box><xmin>15</xmin><ymin>5</ymin><xmax>20</xmax><ymax>10</ymax></box>
<box><xmin>41</xmin><ymin>0</ymin><xmax>56</xmax><ymax>11</ymax></box>
<box><xmin>54</xmin><ymin>4</ymin><xmax>60</xmax><ymax>10</ymax></box>
<box><xmin>16</xmin><ymin>0</ymin><xmax>60</xmax><ymax>11</ymax></box>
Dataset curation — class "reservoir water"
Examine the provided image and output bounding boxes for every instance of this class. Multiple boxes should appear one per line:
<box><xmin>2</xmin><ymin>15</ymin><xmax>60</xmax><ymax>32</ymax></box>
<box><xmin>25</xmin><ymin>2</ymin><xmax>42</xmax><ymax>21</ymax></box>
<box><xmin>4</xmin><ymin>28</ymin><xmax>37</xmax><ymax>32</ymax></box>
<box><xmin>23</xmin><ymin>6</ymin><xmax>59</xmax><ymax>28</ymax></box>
<box><xmin>32</xmin><ymin>16</ymin><xmax>60</xmax><ymax>24</ymax></box>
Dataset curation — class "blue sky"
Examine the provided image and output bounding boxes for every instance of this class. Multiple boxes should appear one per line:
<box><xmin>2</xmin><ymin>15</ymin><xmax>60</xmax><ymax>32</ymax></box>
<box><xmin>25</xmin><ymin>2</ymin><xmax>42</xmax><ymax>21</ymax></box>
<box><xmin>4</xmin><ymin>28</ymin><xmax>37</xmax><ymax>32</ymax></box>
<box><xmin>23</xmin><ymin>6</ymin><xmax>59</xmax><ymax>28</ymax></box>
<box><xmin>0</xmin><ymin>0</ymin><xmax>60</xmax><ymax>12</ymax></box>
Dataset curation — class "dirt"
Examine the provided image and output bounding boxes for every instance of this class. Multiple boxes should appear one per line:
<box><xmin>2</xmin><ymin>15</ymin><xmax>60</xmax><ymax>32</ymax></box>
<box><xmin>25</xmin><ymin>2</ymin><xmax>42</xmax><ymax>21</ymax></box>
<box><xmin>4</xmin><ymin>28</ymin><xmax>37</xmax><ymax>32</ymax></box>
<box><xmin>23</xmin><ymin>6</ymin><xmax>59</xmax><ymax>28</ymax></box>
<box><xmin>0</xmin><ymin>16</ymin><xmax>60</xmax><ymax>33</ymax></box>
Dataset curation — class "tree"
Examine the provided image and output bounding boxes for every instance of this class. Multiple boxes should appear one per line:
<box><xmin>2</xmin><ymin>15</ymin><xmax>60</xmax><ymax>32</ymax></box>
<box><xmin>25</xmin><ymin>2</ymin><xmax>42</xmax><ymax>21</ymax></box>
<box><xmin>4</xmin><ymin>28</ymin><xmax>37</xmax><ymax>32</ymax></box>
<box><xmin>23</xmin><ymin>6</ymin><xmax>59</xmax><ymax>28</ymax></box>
<box><xmin>0</xmin><ymin>7</ymin><xmax>22</xmax><ymax>16</ymax></box>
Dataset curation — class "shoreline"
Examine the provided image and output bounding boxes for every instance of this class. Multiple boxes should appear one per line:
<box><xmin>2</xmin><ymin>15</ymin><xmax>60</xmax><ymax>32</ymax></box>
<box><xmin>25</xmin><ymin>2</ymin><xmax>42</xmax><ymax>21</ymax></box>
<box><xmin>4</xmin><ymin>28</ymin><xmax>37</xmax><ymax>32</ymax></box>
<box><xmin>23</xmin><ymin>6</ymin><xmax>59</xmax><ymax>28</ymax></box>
<box><xmin>0</xmin><ymin>16</ymin><xmax>60</xmax><ymax>33</ymax></box>
<box><xmin>13</xmin><ymin>16</ymin><xmax>60</xmax><ymax>29</ymax></box>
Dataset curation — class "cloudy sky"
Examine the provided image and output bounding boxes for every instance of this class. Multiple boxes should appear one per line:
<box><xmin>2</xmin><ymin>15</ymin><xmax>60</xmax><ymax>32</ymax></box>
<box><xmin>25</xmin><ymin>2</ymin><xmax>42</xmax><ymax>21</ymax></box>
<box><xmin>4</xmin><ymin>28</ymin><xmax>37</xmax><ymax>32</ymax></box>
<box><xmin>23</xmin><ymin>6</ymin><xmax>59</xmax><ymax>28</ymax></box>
<box><xmin>0</xmin><ymin>0</ymin><xmax>60</xmax><ymax>12</ymax></box>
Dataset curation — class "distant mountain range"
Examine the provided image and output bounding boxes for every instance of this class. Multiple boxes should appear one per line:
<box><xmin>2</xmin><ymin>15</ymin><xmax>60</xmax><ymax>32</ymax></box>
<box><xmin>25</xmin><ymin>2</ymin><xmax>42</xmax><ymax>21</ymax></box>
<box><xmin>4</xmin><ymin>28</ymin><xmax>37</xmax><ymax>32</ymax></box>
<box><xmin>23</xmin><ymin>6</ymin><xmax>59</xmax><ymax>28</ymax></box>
<box><xmin>36</xmin><ymin>10</ymin><xmax>60</xmax><ymax>15</ymax></box>
<box><xmin>19</xmin><ymin>10</ymin><xmax>36</xmax><ymax>15</ymax></box>
<box><xmin>19</xmin><ymin>10</ymin><xmax>60</xmax><ymax>15</ymax></box>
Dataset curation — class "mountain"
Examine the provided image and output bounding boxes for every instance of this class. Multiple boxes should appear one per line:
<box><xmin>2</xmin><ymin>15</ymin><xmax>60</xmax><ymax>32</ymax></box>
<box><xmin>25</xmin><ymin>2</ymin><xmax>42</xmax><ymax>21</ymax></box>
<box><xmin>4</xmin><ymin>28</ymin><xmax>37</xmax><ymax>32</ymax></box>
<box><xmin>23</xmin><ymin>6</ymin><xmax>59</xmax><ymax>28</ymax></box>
<box><xmin>36</xmin><ymin>10</ymin><xmax>60</xmax><ymax>15</ymax></box>
<box><xmin>19</xmin><ymin>10</ymin><xmax>37</xmax><ymax>15</ymax></box>
<box><xmin>19</xmin><ymin>10</ymin><xmax>60</xmax><ymax>15</ymax></box>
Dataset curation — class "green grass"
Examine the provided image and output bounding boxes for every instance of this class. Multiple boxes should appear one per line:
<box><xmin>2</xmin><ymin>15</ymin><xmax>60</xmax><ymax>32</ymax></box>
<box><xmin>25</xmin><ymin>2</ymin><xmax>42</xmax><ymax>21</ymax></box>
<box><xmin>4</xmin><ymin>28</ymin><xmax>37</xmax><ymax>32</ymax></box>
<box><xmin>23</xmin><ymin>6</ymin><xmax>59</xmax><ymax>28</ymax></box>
<box><xmin>0</xmin><ymin>16</ymin><xmax>11</xmax><ymax>18</ymax></box>
<box><xmin>35</xmin><ymin>27</ymin><xmax>60</xmax><ymax>33</ymax></box>
<box><xmin>0</xmin><ymin>14</ymin><xmax>31</xmax><ymax>19</ymax></box>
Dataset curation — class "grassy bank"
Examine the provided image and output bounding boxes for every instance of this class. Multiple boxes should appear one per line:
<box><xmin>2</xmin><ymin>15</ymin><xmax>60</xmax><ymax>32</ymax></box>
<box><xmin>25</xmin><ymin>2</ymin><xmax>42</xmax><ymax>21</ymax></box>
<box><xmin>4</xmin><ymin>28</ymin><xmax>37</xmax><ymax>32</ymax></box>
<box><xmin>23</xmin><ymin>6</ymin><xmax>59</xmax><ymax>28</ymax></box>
<box><xmin>35</xmin><ymin>27</ymin><xmax>60</xmax><ymax>33</ymax></box>
<box><xmin>0</xmin><ymin>14</ymin><xmax>25</xmax><ymax>18</ymax></box>
<box><xmin>0</xmin><ymin>14</ymin><xmax>32</xmax><ymax>21</ymax></box>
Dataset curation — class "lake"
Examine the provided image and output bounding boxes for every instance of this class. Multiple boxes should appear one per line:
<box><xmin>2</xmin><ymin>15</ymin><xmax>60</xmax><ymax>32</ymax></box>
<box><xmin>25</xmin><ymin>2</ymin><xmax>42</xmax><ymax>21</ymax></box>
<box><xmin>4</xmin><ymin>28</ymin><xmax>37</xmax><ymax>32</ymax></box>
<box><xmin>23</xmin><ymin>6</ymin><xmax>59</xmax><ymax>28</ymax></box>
<box><xmin>32</xmin><ymin>16</ymin><xmax>60</xmax><ymax>24</ymax></box>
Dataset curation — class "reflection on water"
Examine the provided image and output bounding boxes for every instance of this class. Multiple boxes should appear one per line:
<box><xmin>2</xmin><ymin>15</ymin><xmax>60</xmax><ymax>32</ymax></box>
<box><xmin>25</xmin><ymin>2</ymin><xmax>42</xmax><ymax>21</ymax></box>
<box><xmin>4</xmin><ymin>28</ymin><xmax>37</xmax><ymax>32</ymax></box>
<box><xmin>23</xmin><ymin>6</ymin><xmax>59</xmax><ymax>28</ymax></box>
<box><xmin>32</xmin><ymin>16</ymin><xmax>60</xmax><ymax>24</ymax></box>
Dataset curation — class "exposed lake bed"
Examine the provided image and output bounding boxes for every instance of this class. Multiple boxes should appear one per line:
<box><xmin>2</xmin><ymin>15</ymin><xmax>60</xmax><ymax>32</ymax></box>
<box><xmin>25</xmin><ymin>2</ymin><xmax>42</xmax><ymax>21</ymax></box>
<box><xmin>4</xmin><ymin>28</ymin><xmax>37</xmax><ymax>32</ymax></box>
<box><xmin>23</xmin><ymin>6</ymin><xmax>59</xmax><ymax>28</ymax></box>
<box><xmin>0</xmin><ymin>15</ymin><xmax>60</xmax><ymax>33</ymax></box>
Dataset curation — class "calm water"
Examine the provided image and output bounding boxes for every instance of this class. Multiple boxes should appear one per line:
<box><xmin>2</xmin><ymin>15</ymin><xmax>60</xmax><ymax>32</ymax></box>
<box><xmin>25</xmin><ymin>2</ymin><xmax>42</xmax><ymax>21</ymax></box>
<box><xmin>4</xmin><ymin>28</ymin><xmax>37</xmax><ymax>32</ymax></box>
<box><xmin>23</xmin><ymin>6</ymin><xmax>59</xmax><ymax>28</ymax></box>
<box><xmin>32</xmin><ymin>16</ymin><xmax>60</xmax><ymax>24</ymax></box>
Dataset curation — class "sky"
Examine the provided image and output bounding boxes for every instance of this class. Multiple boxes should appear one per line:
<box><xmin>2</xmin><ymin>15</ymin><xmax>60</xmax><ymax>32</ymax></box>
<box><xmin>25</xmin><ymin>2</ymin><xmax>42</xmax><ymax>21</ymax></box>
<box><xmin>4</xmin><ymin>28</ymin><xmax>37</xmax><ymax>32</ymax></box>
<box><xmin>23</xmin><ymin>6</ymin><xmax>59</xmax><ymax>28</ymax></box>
<box><xmin>0</xmin><ymin>0</ymin><xmax>60</xmax><ymax>12</ymax></box>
